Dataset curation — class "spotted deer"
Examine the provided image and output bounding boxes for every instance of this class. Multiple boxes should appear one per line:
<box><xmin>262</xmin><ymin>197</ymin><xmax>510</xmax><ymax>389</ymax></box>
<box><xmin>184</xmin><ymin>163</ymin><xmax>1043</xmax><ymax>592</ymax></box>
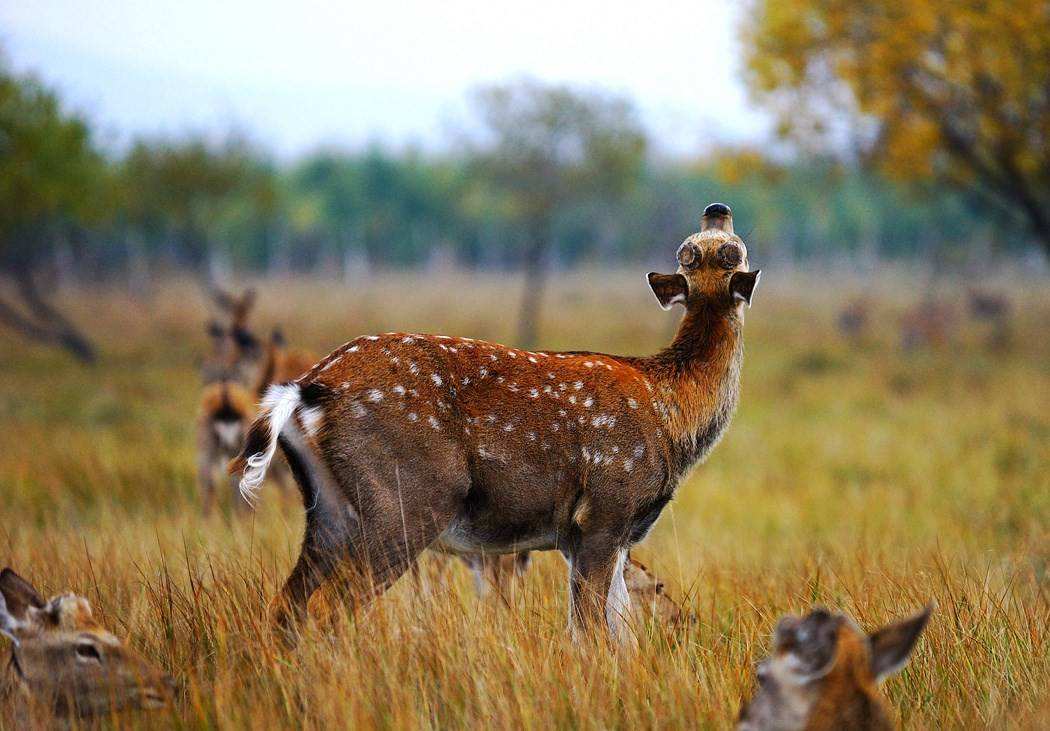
<box><xmin>0</xmin><ymin>568</ymin><xmax>174</xmax><ymax>719</ymax></box>
<box><xmin>197</xmin><ymin>379</ymin><xmax>256</xmax><ymax>515</ymax></box>
<box><xmin>231</xmin><ymin>202</ymin><xmax>759</xmax><ymax>644</ymax></box>
<box><xmin>738</xmin><ymin>606</ymin><xmax>932</xmax><ymax>731</ymax></box>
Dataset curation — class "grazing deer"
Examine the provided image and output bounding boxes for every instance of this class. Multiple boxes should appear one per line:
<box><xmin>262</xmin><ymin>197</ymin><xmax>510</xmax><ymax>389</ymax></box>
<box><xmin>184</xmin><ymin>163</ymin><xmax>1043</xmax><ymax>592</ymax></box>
<box><xmin>837</xmin><ymin>298</ymin><xmax>871</xmax><ymax>342</ymax></box>
<box><xmin>967</xmin><ymin>288</ymin><xmax>1011</xmax><ymax>322</ymax></box>
<box><xmin>967</xmin><ymin>288</ymin><xmax>1012</xmax><ymax>349</ymax></box>
<box><xmin>231</xmin><ymin>202</ymin><xmax>759</xmax><ymax>645</ymax></box>
<box><xmin>0</xmin><ymin>568</ymin><xmax>174</xmax><ymax>719</ymax></box>
<box><xmin>737</xmin><ymin>606</ymin><xmax>932</xmax><ymax>731</ymax></box>
<box><xmin>899</xmin><ymin>299</ymin><xmax>955</xmax><ymax>351</ymax></box>
<box><xmin>254</xmin><ymin>328</ymin><xmax>318</xmax><ymax>399</ymax></box>
<box><xmin>622</xmin><ymin>554</ymin><xmax>694</xmax><ymax>629</ymax></box>
<box><xmin>197</xmin><ymin>379</ymin><xmax>256</xmax><ymax>515</ymax></box>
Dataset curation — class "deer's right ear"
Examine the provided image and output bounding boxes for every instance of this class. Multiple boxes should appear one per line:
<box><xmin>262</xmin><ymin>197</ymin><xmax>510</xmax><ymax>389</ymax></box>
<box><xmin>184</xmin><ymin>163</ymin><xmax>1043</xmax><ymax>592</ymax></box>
<box><xmin>647</xmin><ymin>273</ymin><xmax>689</xmax><ymax>310</ymax></box>
<box><xmin>0</xmin><ymin>568</ymin><xmax>45</xmax><ymax>622</ymax></box>
<box><xmin>868</xmin><ymin>605</ymin><xmax>933</xmax><ymax>682</ymax></box>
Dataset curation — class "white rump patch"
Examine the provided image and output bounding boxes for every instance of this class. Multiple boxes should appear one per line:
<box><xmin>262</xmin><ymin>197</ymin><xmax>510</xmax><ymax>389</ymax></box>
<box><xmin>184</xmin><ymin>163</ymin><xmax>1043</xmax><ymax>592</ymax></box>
<box><xmin>299</xmin><ymin>406</ymin><xmax>324</xmax><ymax>438</ymax></box>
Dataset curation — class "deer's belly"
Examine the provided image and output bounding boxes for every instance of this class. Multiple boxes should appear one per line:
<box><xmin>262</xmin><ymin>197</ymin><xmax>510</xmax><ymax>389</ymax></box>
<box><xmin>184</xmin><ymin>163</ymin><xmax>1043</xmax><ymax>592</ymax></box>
<box><xmin>434</xmin><ymin>516</ymin><xmax>559</xmax><ymax>555</ymax></box>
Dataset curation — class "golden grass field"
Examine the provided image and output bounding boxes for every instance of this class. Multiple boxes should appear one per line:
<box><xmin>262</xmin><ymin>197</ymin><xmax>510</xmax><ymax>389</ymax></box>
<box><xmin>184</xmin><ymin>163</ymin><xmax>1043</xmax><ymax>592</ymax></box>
<box><xmin>0</xmin><ymin>270</ymin><xmax>1047</xmax><ymax>729</ymax></box>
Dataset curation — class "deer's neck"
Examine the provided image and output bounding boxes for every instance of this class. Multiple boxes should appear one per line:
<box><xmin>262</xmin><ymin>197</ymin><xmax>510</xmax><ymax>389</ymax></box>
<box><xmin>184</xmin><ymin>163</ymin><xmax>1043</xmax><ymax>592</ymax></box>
<box><xmin>641</xmin><ymin>301</ymin><xmax>744</xmax><ymax>471</ymax></box>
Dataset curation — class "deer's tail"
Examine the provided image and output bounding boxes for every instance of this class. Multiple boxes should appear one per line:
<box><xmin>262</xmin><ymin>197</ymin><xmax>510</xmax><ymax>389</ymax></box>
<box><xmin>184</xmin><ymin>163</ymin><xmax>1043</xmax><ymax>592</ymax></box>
<box><xmin>228</xmin><ymin>383</ymin><xmax>301</xmax><ymax>503</ymax></box>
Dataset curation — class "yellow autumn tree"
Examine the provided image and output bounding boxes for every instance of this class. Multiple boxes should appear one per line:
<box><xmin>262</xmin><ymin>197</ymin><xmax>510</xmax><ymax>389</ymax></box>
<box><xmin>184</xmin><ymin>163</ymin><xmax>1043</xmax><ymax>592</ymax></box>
<box><xmin>743</xmin><ymin>0</ymin><xmax>1050</xmax><ymax>254</ymax></box>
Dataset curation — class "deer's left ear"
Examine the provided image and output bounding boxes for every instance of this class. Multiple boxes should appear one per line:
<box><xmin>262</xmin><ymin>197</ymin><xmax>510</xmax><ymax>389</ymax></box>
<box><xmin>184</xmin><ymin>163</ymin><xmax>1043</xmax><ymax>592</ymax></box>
<box><xmin>868</xmin><ymin>604</ymin><xmax>933</xmax><ymax>682</ymax></box>
<box><xmin>0</xmin><ymin>568</ymin><xmax>44</xmax><ymax>623</ymax></box>
<box><xmin>648</xmin><ymin>272</ymin><xmax>689</xmax><ymax>310</ymax></box>
<box><xmin>729</xmin><ymin>270</ymin><xmax>761</xmax><ymax>307</ymax></box>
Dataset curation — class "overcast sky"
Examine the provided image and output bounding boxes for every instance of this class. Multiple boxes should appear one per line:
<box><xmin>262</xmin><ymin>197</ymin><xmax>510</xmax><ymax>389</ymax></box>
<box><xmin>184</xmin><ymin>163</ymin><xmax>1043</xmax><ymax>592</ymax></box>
<box><xmin>1</xmin><ymin>1</ymin><xmax>771</xmax><ymax>159</ymax></box>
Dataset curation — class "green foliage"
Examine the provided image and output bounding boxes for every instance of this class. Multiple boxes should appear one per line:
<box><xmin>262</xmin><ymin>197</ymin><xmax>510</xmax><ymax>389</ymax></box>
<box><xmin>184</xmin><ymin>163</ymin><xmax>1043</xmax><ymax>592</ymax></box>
<box><xmin>0</xmin><ymin>61</ymin><xmax>106</xmax><ymax>271</ymax></box>
<box><xmin>0</xmin><ymin>58</ymin><xmax>1040</xmax><ymax>280</ymax></box>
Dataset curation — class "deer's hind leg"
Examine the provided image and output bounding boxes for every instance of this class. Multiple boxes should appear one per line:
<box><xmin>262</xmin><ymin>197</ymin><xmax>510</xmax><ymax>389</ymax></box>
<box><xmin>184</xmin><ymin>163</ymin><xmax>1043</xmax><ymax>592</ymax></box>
<box><xmin>271</xmin><ymin>428</ymin><xmax>465</xmax><ymax>642</ymax></box>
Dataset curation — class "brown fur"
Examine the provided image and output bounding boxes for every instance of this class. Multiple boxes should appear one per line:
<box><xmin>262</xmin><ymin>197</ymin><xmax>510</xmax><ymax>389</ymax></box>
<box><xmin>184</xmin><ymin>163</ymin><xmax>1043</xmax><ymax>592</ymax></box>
<box><xmin>0</xmin><ymin>568</ymin><xmax>173</xmax><ymax>719</ymax></box>
<box><xmin>738</xmin><ymin>606</ymin><xmax>932</xmax><ymax>731</ymax></box>
<box><xmin>232</xmin><ymin>203</ymin><xmax>758</xmax><ymax>645</ymax></box>
<box><xmin>196</xmin><ymin>380</ymin><xmax>255</xmax><ymax>515</ymax></box>
<box><xmin>255</xmin><ymin>330</ymin><xmax>318</xmax><ymax>398</ymax></box>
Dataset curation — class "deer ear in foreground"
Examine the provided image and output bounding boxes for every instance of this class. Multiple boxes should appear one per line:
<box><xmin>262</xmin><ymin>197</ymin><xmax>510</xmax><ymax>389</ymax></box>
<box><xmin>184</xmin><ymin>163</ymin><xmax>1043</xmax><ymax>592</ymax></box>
<box><xmin>737</xmin><ymin>605</ymin><xmax>933</xmax><ymax>731</ymax></box>
<box><xmin>0</xmin><ymin>568</ymin><xmax>174</xmax><ymax>718</ymax></box>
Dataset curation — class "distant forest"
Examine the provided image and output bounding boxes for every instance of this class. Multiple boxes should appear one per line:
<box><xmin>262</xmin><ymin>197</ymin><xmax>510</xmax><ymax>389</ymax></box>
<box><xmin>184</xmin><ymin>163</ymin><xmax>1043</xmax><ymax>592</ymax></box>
<box><xmin>1</xmin><ymin>58</ymin><xmax>1042</xmax><ymax>295</ymax></box>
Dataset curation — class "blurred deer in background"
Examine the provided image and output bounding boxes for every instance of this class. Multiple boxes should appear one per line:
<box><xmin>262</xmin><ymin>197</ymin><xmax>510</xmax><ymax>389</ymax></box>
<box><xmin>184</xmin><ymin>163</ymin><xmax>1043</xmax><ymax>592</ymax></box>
<box><xmin>737</xmin><ymin>605</ymin><xmax>931</xmax><ymax>731</ymax></box>
<box><xmin>622</xmin><ymin>554</ymin><xmax>694</xmax><ymax>630</ymax></box>
<box><xmin>197</xmin><ymin>379</ymin><xmax>256</xmax><ymax>515</ymax></box>
<box><xmin>231</xmin><ymin>202</ymin><xmax>759</xmax><ymax>645</ymax></box>
<box><xmin>899</xmin><ymin>300</ymin><xmax>955</xmax><ymax>351</ymax></box>
<box><xmin>254</xmin><ymin>328</ymin><xmax>318</xmax><ymax>399</ymax></box>
<box><xmin>837</xmin><ymin>298</ymin><xmax>871</xmax><ymax>342</ymax></box>
<box><xmin>0</xmin><ymin>568</ymin><xmax>174</xmax><ymax>719</ymax></box>
<box><xmin>967</xmin><ymin>288</ymin><xmax>1012</xmax><ymax>349</ymax></box>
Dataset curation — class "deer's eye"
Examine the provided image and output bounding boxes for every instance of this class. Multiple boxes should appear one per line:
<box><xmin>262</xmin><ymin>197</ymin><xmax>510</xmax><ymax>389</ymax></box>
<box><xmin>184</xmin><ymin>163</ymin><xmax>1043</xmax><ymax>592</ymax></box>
<box><xmin>75</xmin><ymin>642</ymin><xmax>102</xmax><ymax>663</ymax></box>
<box><xmin>716</xmin><ymin>243</ymin><xmax>742</xmax><ymax>269</ymax></box>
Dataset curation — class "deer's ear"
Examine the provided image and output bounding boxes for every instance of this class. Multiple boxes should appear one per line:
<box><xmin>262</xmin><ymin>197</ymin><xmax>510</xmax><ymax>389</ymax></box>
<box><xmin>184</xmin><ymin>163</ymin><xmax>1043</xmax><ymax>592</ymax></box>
<box><xmin>868</xmin><ymin>605</ymin><xmax>932</xmax><ymax>682</ymax></box>
<box><xmin>729</xmin><ymin>270</ymin><xmax>761</xmax><ymax>307</ymax></box>
<box><xmin>648</xmin><ymin>273</ymin><xmax>689</xmax><ymax>310</ymax></box>
<box><xmin>0</xmin><ymin>568</ymin><xmax>45</xmax><ymax>622</ymax></box>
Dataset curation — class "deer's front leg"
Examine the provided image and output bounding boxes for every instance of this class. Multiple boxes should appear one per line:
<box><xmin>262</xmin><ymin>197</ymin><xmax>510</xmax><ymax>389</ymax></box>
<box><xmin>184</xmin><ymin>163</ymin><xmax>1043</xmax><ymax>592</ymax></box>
<box><xmin>567</xmin><ymin>533</ymin><xmax>631</xmax><ymax>645</ymax></box>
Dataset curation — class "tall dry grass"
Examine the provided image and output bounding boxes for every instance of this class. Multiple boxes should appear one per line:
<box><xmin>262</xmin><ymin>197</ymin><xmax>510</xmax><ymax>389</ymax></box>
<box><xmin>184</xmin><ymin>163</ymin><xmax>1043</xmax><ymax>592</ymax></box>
<box><xmin>0</xmin><ymin>270</ymin><xmax>1047</xmax><ymax>729</ymax></box>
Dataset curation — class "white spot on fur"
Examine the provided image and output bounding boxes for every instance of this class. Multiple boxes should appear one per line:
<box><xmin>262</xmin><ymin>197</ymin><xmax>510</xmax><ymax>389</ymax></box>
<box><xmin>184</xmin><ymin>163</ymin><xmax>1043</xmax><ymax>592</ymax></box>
<box><xmin>348</xmin><ymin>345</ymin><xmax>360</xmax><ymax>353</ymax></box>
<box><xmin>366</xmin><ymin>389</ymin><xmax>384</xmax><ymax>402</ymax></box>
<box><xmin>431</xmin><ymin>373</ymin><xmax>443</xmax><ymax>387</ymax></box>
<box><xmin>529</xmin><ymin>356</ymin><xmax>538</xmax><ymax>364</ymax></box>
<box><xmin>393</xmin><ymin>385</ymin><xmax>406</xmax><ymax>396</ymax></box>
<box><xmin>623</xmin><ymin>459</ymin><xmax>634</xmax><ymax>472</ymax></box>
<box><xmin>409</xmin><ymin>362</ymin><xmax>420</xmax><ymax>375</ymax></box>
<box><xmin>367</xmin><ymin>336</ymin><xmax>379</xmax><ymax>341</ymax></box>
<box><xmin>583</xmin><ymin>397</ymin><xmax>594</xmax><ymax>408</ymax></box>
<box><xmin>573</xmin><ymin>381</ymin><xmax>584</xmax><ymax>390</ymax></box>
<box><xmin>584</xmin><ymin>361</ymin><xmax>594</xmax><ymax>368</ymax></box>
<box><xmin>350</xmin><ymin>401</ymin><xmax>367</xmax><ymax>418</ymax></box>
<box><xmin>407</xmin><ymin>412</ymin><xmax>418</xmax><ymax>422</ymax></box>
<box><xmin>627</xmin><ymin>398</ymin><xmax>638</xmax><ymax>409</ymax></box>
<box><xmin>428</xmin><ymin>416</ymin><xmax>441</xmax><ymax>430</ymax></box>
<box><xmin>528</xmin><ymin>388</ymin><xmax>539</xmax><ymax>398</ymax></box>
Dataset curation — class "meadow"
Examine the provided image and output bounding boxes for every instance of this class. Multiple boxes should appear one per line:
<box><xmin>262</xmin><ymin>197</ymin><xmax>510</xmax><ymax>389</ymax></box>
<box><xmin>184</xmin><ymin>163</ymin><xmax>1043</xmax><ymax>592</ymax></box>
<box><xmin>0</xmin><ymin>269</ymin><xmax>1047</xmax><ymax>729</ymax></box>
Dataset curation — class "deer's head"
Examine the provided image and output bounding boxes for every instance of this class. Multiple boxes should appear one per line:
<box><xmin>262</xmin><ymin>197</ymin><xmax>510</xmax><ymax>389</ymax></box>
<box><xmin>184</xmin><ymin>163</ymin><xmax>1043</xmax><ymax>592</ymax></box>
<box><xmin>648</xmin><ymin>203</ymin><xmax>760</xmax><ymax>313</ymax></box>
<box><xmin>738</xmin><ymin>605</ymin><xmax>931</xmax><ymax>731</ymax></box>
<box><xmin>0</xmin><ymin>568</ymin><xmax>174</xmax><ymax>717</ymax></box>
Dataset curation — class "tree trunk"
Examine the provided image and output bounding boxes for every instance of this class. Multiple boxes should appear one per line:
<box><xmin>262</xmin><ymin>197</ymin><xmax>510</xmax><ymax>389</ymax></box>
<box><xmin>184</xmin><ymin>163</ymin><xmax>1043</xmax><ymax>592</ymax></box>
<box><xmin>517</xmin><ymin>226</ymin><xmax>549</xmax><ymax>349</ymax></box>
<box><xmin>0</xmin><ymin>269</ymin><xmax>96</xmax><ymax>363</ymax></box>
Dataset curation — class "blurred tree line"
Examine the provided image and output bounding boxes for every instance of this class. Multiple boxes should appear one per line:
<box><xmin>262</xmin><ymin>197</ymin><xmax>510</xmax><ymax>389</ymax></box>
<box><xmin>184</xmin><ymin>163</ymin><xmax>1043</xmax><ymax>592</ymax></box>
<box><xmin>1</xmin><ymin>7</ymin><xmax>1046</xmax><ymax>357</ymax></box>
